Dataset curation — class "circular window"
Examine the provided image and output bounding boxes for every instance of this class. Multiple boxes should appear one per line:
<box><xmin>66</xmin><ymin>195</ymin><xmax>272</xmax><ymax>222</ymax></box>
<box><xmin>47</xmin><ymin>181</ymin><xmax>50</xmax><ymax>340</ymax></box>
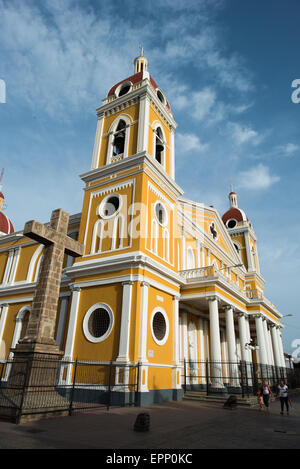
<box><xmin>155</xmin><ymin>201</ymin><xmax>168</xmax><ymax>226</ymax></box>
<box><xmin>151</xmin><ymin>308</ymin><xmax>169</xmax><ymax>346</ymax></box>
<box><xmin>99</xmin><ymin>194</ymin><xmax>121</xmax><ymax>219</ymax></box>
<box><xmin>227</xmin><ymin>219</ymin><xmax>237</xmax><ymax>229</ymax></box>
<box><xmin>83</xmin><ymin>303</ymin><xmax>114</xmax><ymax>343</ymax></box>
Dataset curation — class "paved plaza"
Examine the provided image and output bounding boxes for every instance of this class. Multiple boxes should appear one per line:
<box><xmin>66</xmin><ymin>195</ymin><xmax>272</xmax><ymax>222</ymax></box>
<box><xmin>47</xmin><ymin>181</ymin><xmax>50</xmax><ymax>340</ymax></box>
<box><xmin>0</xmin><ymin>395</ymin><xmax>299</xmax><ymax>450</ymax></box>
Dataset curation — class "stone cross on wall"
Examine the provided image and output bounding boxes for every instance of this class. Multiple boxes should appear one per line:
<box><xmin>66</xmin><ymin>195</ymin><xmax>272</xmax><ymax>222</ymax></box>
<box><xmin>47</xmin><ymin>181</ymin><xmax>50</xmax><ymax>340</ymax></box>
<box><xmin>20</xmin><ymin>208</ymin><xmax>84</xmax><ymax>350</ymax></box>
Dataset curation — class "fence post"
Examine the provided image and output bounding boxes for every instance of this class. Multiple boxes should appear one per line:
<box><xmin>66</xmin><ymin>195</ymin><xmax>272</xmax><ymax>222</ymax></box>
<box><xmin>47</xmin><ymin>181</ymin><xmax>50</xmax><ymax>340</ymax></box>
<box><xmin>239</xmin><ymin>361</ymin><xmax>244</xmax><ymax>398</ymax></box>
<box><xmin>206</xmin><ymin>359</ymin><xmax>209</xmax><ymax>396</ymax></box>
<box><xmin>69</xmin><ymin>359</ymin><xmax>78</xmax><ymax>416</ymax></box>
<box><xmin>184</xmin><ymin>359</ymin><xmax>187</xmax><ymax>392</ymax></box>
<box><xmin>107</xmin><ymin>361</ymin><xmax>113</xmax><ymax>411</ymax></box>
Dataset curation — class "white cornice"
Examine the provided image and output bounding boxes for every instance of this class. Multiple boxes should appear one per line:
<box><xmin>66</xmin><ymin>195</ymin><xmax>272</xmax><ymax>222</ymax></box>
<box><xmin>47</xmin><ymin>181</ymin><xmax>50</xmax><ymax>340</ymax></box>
<box><xmin>80</xmin><ymin>151</ymin><xmax>184</xmax><ymax>199</ymax></box>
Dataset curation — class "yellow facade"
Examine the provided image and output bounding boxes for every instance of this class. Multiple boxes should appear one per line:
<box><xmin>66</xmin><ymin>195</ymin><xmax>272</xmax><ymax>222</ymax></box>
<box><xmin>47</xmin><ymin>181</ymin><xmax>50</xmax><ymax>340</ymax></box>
<box><xmin>0</xmin><ymin>53</ymin><xmax>286</xmax><ymax>403</ymax></box>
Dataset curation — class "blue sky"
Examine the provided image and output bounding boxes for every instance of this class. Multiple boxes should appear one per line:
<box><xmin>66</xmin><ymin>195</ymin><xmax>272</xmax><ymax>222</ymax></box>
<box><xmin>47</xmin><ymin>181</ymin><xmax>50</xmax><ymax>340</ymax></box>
<box><xmin>0</xmin><ymin>0</ymin><xmax>300</xmax><ymax>354</ymax></box>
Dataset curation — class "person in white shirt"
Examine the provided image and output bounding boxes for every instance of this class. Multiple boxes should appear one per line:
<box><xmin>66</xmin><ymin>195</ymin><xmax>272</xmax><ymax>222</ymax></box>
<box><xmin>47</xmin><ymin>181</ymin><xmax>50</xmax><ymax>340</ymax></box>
<box><xmin>277</xmin><ymin>380</ymin><xmax>289</xmax><ymax>415</ymax></box>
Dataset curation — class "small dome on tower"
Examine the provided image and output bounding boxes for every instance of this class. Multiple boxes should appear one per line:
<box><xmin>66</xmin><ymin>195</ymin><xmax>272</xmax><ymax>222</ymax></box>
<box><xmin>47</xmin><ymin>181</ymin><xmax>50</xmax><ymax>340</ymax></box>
<box><xmin>222</xmin><ymin>190</ymin><xmax>248</xmax><ymax>229</ymax></box>
<box><xmin>0</xmin><ymin>192</ymin><xmax>14</xmax><ymax>236</ymax></box>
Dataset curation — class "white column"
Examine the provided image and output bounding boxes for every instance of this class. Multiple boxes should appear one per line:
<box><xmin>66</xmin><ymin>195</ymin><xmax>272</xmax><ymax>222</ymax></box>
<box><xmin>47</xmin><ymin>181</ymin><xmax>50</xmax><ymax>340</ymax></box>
<box><xmin>137</xmin><ymin>93</ymin><xmax>149</xmax><ymax>153</ymax></box>
<box><xmin>255</xmin><ymin>314</ymin><xmax>268</xmax><ymax>365</ymax></box>
<box><xmin>201</xmin><ymin>244</ymin><xmax>205</xmax><ymax>268</ymax></box>
<box><xmin>225</xmin><ymin>305</ymin><xmax>239</xmax><ymax>386</ymax></box>
<box><xmin>138</xmin><ymin>281</ymin><xmax>149</xmax><ymax>392</ymax></box>
<box><xmin>0</xmin><ymin>304</ymin><xmax>9</xmax><ymax>360</ymax></box>
<box><xmin>245</xmin><ymin>316</ymin><xmax>253</xmax><ymax>363</ymax></box>
<box><xmin>172</xmin><ymin>295</ymin><xmax>181</xmax><ymax>389</ymax></box>
<box><xmin>208</xmin><ymin>296</ymin><xmax>224</xmax><ymax>388</ymax></box>
<box><xmin>262</xmin><ymin>318</ymin><xmax>272</xmax><ymax>365</ymax></box>
<box><xmin>267</xmin><ymin>327</ymin><xmax>275</xmax><ymax>366</ymax></box>
<box><xmin>277</xmin><ymin>327</ymin><xmax>285</xmax><ymax>367</ymax></box>
<box><xmin>91</xmin><ymin>112</ymin><xmax>104</xmax><ymax>169</ymax></box>
<box><xmin>270</xmin><ymin>324</ymin><xmax>281</xmax><ymax>367</ymax></box>
<box><xmin>198</xmin><ymin>318</ymin><xmax>206</xmax><ymax>385</ymax></box>
<box><xmin>182</xmin><ymin>311</ymin><xmax>189</xmax><ymax>383</ymax></box>
<box><xmin>237</xmin><ymin>313</ymin><xmax>248</xmax><ymax>362</ymax></box>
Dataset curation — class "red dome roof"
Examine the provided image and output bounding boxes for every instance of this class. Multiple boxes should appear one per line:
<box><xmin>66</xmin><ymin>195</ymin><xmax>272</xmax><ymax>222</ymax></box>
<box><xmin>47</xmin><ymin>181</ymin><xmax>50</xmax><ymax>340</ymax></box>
<box><xmin>222</xmin><ymin>207</ymin><xmax>248</xmax><ymax>225</ymax></box>
<box><xmin>0</xmin><ymin>211</ymin><xmax>14</xmax><ymax>235</ymax></box>
<box><xmin>107</xmin><ymin>71</ymin><xmax>171</xmax><ymax>110</ymax></box>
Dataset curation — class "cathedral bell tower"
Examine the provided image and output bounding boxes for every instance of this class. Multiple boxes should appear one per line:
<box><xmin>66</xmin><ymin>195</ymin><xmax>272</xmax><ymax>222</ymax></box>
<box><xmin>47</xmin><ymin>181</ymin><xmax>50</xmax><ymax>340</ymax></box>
<box><xmin>222</xmin><ymin>191</ymin><xmax>260</xmax><ymax>274</ymax></box>
<box><xmin>90</xmin><ymin>50</ymin><xmax>177</xmax><ymax>179</ymax></box>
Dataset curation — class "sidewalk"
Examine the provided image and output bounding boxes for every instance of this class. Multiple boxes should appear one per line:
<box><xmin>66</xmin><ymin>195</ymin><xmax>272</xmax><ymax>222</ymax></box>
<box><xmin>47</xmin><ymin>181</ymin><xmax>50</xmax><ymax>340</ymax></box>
<box><xmin>0</xmin><ymin>395</ymin><xmax>299</xmax><ymax>449</ymax></box>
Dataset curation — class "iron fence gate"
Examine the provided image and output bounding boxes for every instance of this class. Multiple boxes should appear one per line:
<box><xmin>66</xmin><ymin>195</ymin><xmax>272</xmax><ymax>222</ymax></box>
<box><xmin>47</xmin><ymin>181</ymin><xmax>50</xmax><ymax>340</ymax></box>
<box><xmin>182</xmin><ymin>359</ymin><xmax>298</xmax><ymax>397</ymax></box>
<box><xmin>0</xmin><ymin>358</ymin><xmax>140</xmax><ymax>423</ymax></box>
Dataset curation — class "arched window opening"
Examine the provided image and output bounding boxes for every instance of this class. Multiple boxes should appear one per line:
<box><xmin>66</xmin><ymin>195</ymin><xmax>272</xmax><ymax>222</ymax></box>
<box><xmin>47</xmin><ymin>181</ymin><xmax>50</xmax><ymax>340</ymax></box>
<box><xmin>113</xmin><ymin>120</ymin><xmax>126</xmax><ymax>157</ymax></box>
<box><xmin>19</xmin><ymin>310</ymin><xmax>30</xmax><ymax>341</ymax></box>
<box><xmin>155</xmin><ymin>127</ymin><xmax>164</xmax><ymax>164</ymax></box>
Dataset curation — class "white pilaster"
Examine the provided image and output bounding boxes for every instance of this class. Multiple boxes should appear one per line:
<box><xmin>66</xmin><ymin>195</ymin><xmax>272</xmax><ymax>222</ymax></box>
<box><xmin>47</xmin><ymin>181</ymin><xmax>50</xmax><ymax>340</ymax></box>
<box><xmin>117</xmin><ymin>281</ymin><xmax>134</xmax><ymax>363</ymax></box>
<box><xmin>170</xmin><ymin>127</ymin><xmax>175</xmax><ymax>179</ymax></box>
<box><xmin>0</xmin><ymin>304</ymin><xmax>9</xmax><ymax>360</ymax></box>
<box><xmin>91</xmin><ymin>113</ymin><xmax>105</xmax><ymax>169</ymax></box>
<box><xmin>172</xmin><ymin>295</ymin><xmax>181</xmax><ymax>389</ymax></box>
<box><xmin>138</xmin><ymin>281</ymin><xmax>149</xmax><ymax>392</ymax></box>
<box><xmin>56</xmin><ymin>296</ymin><xmax>69</xmax><ymax>348</ymax></box>
<box><xmin>198</xmin><ymin>318</ymin><xmax>206</xmax><ymax>384</ymax></box>
<box><xmin>64</xmin><ymin>286</ymin><xmax>81</xmax><ymax>360</ymax></box>
<box><xmin>137</xmin><ymin>93</ymin><xmax>149</xmax><ymax>153</ymax></box>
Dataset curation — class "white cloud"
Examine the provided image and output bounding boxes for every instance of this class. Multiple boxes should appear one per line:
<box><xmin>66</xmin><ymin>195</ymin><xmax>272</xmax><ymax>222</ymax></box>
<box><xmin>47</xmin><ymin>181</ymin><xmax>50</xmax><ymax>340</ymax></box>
<box><xmin>237</xmin><ymin>163</ymin><xmax>280</xmax><ymax>190</ymax></box>
<box><xmin>176</xmin><ymin>132</ymin><xmax>209</xmax><ymax>154</ymax></box>
<box><xmin>277</xmin><ymin>143</ymin><xmax>299</xmax><ymax>156</ymax></box>
<box><xmin>228</xmin><ymin>122</ymin><xmax>264</xmax><ymax>146</ymax></box>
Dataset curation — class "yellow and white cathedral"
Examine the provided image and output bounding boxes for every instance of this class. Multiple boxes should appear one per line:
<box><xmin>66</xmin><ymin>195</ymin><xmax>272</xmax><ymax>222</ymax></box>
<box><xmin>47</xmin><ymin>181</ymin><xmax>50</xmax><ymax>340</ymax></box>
<box><xmin>0</xmin><ymin>52</ymin><xmax>286</xmax><ymax>403</ymax></box>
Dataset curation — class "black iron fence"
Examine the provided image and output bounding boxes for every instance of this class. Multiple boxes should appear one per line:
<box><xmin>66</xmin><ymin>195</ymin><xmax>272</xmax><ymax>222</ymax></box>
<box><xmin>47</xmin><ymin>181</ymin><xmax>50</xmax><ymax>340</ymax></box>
<box><xmin>0</xmin><ymin>358</ymin><xmax>140</xmax><ymax>423</ymax></box>
<box><xmin>182</xmin><ymin>359</ymin><xmax>300</xmax><ymax>397</ymax></box>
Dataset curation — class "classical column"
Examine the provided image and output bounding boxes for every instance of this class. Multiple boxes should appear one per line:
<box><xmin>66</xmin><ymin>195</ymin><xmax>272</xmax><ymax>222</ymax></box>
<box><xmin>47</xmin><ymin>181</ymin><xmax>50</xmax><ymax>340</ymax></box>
<box><xmin>138</xmin><ymin>281</ymin><xmax>149</xmax><ymax>392</ymax></box>
<box><xmin>172</xmin><ymin>295</ymin><xmax>181</xmax><ymax>390</ymax></box>
<box><xmin>267</xmin><ymin>327</ymin><xmax>275</xmax><ymax>366</ymax></box>
<box><xmin>237</xmin><ymin>313</ymin><xmax>248</xmax><ymax>362</ymax></box>
<box><xmin>224</xmin><ymin>305</ymin><xmax>239</xmax><ymax>386</ymax></box>
<box><xmin>270</xmin><ymin>324</ymin><xmax>281</xmax><ymax>368</ymax></box>
<box><xmin>277</xmin><ymin>327</ymin><xmax>285</xmax><ymax>368</ymax></box>
<box><xmin>262</xmin><ymin>318</ymin><xmax>271</xmax><ymax>365</ymax></box>
<box><xmin>254</xmin><ymin>314</ymin><xmax>268</xmax><ymax>365</ymax></box>
<box><xmin>208</xmin><ymin>296</ymin><xmax>224</xmax><ymax>388</ymax></box>
<box><xmin>198</xmin><ymin>318</ymin><xmax>206</xmax><ymax>385</ymax></box>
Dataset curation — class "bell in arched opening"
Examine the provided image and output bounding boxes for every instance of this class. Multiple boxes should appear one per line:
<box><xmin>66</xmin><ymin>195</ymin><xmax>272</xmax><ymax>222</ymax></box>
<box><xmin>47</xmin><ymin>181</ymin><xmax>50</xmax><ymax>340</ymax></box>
<box><xmin>113</xmin><ymin>120</ymin><xmax>126</xmax><ymax>156</ymax></box>
<box><xmin>155</xmin><ymin>127</ymin><xmax>164</xmax><ymax>164</ymax></box>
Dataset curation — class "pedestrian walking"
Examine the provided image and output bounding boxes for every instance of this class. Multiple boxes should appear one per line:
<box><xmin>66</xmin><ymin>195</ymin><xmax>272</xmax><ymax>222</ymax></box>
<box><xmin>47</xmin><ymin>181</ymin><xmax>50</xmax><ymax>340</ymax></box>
<box><xmin>277</xmin><ymin>380</ymin><xmax>290</xmax><ymax>415</ymax></box>
<box><xmin>261</xmin><ymin>380</ymin><xmax>272</xmax><ymax>412</ymax></box>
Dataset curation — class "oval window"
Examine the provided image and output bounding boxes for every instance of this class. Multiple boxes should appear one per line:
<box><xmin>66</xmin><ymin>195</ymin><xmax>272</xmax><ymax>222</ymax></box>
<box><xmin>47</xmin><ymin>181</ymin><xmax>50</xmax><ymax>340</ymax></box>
<box><xmin>99</xmin><ymin>194</ymin><xmax>121</xmax><ymax>219</ymax></box>
<box><xmin>227</xmin><ymin>219</ymin><xmax>237</xmax><ymax>229</ymax></box>
<box><xmin>155</xmin><ymin>202</ymin><xmax>167</xmax><ymax>226</ymax></box>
